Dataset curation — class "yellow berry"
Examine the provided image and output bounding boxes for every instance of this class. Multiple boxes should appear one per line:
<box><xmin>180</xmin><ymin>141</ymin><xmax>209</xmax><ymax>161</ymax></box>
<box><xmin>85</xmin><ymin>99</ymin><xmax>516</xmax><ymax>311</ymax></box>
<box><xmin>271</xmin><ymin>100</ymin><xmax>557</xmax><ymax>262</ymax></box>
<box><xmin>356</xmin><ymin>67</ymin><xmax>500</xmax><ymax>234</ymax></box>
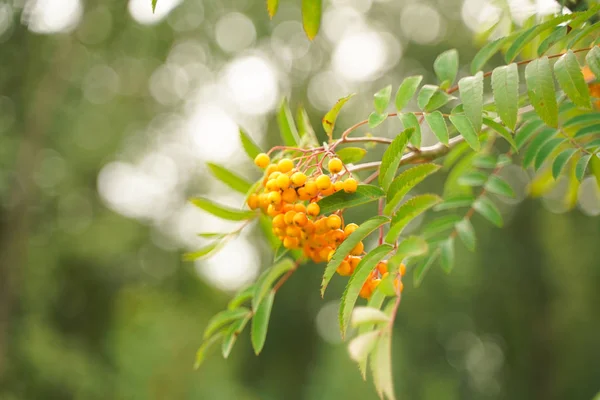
<box><xmin>291</xmin><ymin>172</ymin><xmax>307</xmax><ymax>187</ymax></box>
<box><xmin>273</xmin><ymin>214</ymin><xmax>285</xmax><ymax>229</ymax></box>
<box><xmin>327</xmin><ymin>215</ymin><xmax>342</xmax><ymax>230</ymax></box>
<box><xmin>268</xmin><ymin>191</ymin><xmax>282</xmax><ymax>205</ymax></box>
<box><xmin>315</xmin><ymin>218</ymin><xmax>329</xmax><ymax>234</ymax></box>
<box><xmin>376</xmin><ymin>260</ymin><xmax>388</xmax><ymax>275</ymax></box>
<box><xmin>327</xmin><ymin>249</ymin><xmax>336</xmax><ymax>262</ymax></box>
<box><xmin>343</xmin><ymin>178</ymin><xmax>358</xmax><ymax>193</ymax></box>
<box><xmin>259</xmin><ymin>193</ymin><xmax>269</xmax><ymax>209</ymax></box>
<box><xmin>359</xmin><ymin>280</ymin><xmax>372</xmax><ymax>299</ymax></box>
<box><xmin>334</xmin><ymin>181</ymin><xmax>345</xmax><ymax>192</ymax></box>
<box><xmin>266</xmin><ymin>179</ymin><xmax>279</xmax><ymax>192</ymax></box>
<box><xmin>286</xmin><ymin>225</ymin><xmax>301</xmax><ymax>237</ymax></box>
<box><xmin>307</xmin><ymin>202</ymin><xmax>320</xmax><ymax>217</ymax></box>
<box><xmin>328</xmin><ymin>157</ymin><xmax>343</xmax><ymax>174</ymax></box>
<box><xmin>316</xmin><ymin>174</ymin><xmax>331</xmax><ymax>191</ymax></box>
<box><xmin>297</xmin><ymin>187</ymin><xmax>310</xmax><ymax>200</ymax></box>
<box><xmin>319</xmin><ymin>246</ymin><xmax>334</xmax><ymax>261</ymax></box>
<box><xmin>247</xmin><ymin>194</ymin><xmax>259</xmax><ymax>210</ymax></box>
<box><xmin>284</xmin><ymin>210</ymin><xmax>296</xmax><ymax>225</ymax></box>
<box><xmin>283</xmin><ymin>236</ymin><xmax>300</xmax><ymax>249</ymax></box>
<box><xmin>321</xmin><ymin>185</ymin><xmax>335</xmax><ymax>197</ymax></box>
<box><xmin>348</xmin><ymin>256</ymin><xmax>361</xmax><ymax>270</ymax></box>
<box><xmin>281</xmin><ymin>188</ymin><xmax>297</xmax><ymax>203</ymax></box>
<box><xmin>268</xmin><ymin>171</ymin><xmax>282</xmax><ymax>180</ymax></box>
<box><xmin>267</xmin><ymin>204</ymin><xmax>280</xmax><ymax>216</ymax></box>
<box><xmin>303</xmin><ymin>220</ymin><xmax>315</xmax><ymax>234</ymax></box>
<box><xmin>344</xmin><ymin>223</ymin><xmax>359</xmax><ymax>236</ymax></box>
<box><xmin>399</xmin><ymin>263</ymin><xmax>406</xmax><ymax>276</ymax></box>
<box><xmin>254</xmin><ymin>153</ymin><xmax>270</xmax><ymax>168</ymax></box>
<box><xmin>278</xmin><ymin>158</ymin><xmax>294</xmax><ymax>173</ymax></box>
<box><xmin>276</xmin><ymin>174</ymin><xmax>291</xmax><ymax>190</ymax></box>
<box><xmin>350</xmin><ymin>241</ymin><xmax>364</xmax><ymax>256</ymax></box>
<box><xmin>304</xmin><ymin>180</ymin><xmax>318</xmax><ymax>197</ymax></box>
<box><xmin>294</xmin><ymin>203</ymin><xmax>306</xmax><ymax>213</ymax></box>
<box><xmin>337</xmin><ymin>260</ymin><xmax>352</xmax><ymax>276</ymax></box>
<box><xmin>293</xmin><ymin>212</ymin><xmax>308</xmax><ymax>227</ymax></box>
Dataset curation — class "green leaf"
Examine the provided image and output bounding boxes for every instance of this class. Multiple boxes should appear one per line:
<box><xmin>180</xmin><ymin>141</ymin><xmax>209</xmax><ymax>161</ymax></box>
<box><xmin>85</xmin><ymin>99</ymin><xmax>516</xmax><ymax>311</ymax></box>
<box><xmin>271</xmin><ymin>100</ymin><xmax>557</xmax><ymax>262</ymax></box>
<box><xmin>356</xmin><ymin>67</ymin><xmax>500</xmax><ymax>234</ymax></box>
<box><xmin>348</xmin><ymin>331</ymin><xmax>380</xmax><ymax>363</ymax></box>
<box><xmin>197</xmin><ymin>232</ymin><xmax>228</xmax><ymax>239</ymax></box>
<box><xmin>525</xmin><ymin>57</ymin><xmax>558</xmax><ymax>128</ymax></box>
<box><xmin>586</xmin><ymin>46</ymin><xmax>600</xmax><ymax>79</ymax></box>
<box><xmin>554</xmin><ymin>50</ymin><xmax>591</xmax><ymax>109</ymax></box>
<box><xmin>336</xmin><ymin>147</ymin><xmax>367</xmax><ymax>164</ymax></box>
<box><xmin>251</xmin><ymin>290</ymin><xmax>275</xmax><ymax>355</ymax></box>
<box><xmin>522</xmin><ymin>128</ymin><xmax>557</xmax><ymax>168</ymax></box>
<box><xmin>239</xmin><ymin>128</ymin><xmax>262</xmax><ymax>159</ymax></box>
<box><xmin>277</xmin><ymin>98</ymin><xmax>300</xmax><ymax>146</ymax></box>
<box><xmin>339</xmin><ymin>244</ymin><xmax>393</xmax><ymax>336</ymax></box>
<box><xmin>473</xmin><ymin>154</ymin><xmax>497</xmax><ymax>169</ymax></box>
<box><xmin>322</xmin><ymin>216</ymin><xmax>390</xmax><ymax>295</ymax></box>
<box><xmin>458</xmin><ymin>71</ymin><xmax>484</xmax><ymax>132</ymax></box>
<box><xmin>370</xmin><ymin>330</ymin><xmax>396</xmax><ymax>400</ymax></box>
<box><xmin>574</xmin><ymin>123</ymin><xmax>600</xmax><ymax>139</ymax></box>
<box><xmin>456</xmin><ymin>219</ymin><xmax>476</xmax><ymax>251</ymax></box>
<box><xmin>259</xmin><ymin>215</ymin><xmax>281</xmax><ymax>250</ymax></box>
<box><xmin>301</xmin><ymin>0</ymin><xmax>321</xmax><ymax>40</ymax></box>
<box><xmin>203</xmin><ymin>308</ymin><xmax>251</xmax><ymax>340</ymax></box>
<box><xmin>576</xmin><ymin>154</ymin><xmax>592</xmax><ymax>181</ymax></box>
<box><xmin>388</xmin><ymin>236</ymin><xmax>429</xmax><ymax>268</ymax></box>
<box><xmin>378</xmin><ymin>128</ymin><xmax>414</xmax><ymax>191</ymax></box>
<box><xmin>194</xmin><ymin>332</ymin><xmax>224</xmax><ymax>369</ymax></box>
<box><xmin>182</xmin><ymin>242</ymin><xmax>221</xmax><ymax>261</ymax></box>
<box><xmin>418</xmin><ymin>85</ymin><xmax>453</xmax><ymax>112</ymax></box>
<box><xmin>384</xmin><ymin>164</ymin><xmax>441</xmax><ymax>215</ymax></box>
<box><xmin>537</xmin><ymin>25</ymin><xmax>567</xmax><ymax>55</ymax></box>
<box><xmin>368</xmin><ymin>112</ymin><xmax>388</xmax><ymax>128</ymax></box>
<box><xmin>563</xmin><ymin>112</ymin><xmax>600</xmax><ymax>128</ymax></box>
<box><xmin>473</xmin><ymin>196</ymin><xmax>503</xmax><ymax>227</ymax></box>
<box><xmin>222</xmin><ymin>314</ymin><xmax>251</xmax><ymax>359</ymax></box>
<box><xmin>485</xmin><ymin>175</ymin><xmax>515</xmax><ymax>198</ymax></box>
<box><xmin>296</xmin><ymin>105</ymin><xmax>318</xmax><ymax>146</ymax></box>
<box><xmin>317</xmin><ymin>184</ymin><xmax>385</xmax><ymax>214</ymax></box>
<box><xmin>471</xmin><ymin>37</ymin><xmax>507</xmax><ymax>74</ymax></box>
<box><xmin>395</xmin><ymin>75</ymin><xmax>423</xmax><ymax>111</ymax></box>
<box><xmin>357</xmin><ymin>291</ymin><xmax>387</xmax><ymax>379</ymax></box>
<box><xmin>228</xmin><ymin>284</ymin><xmax>255</xmax><ymax>310</ymax></box>
<box><xmin>515</xmin><ymin>119</ymin><xmax>544</xmax><ymax>150</ymax></box>
<box><xmin>398</xmin><ymin>112</ymin><xmax>421</xmax><ymax>148</ymax></box>
<box><xmin>385</xmin><ymin>194</ymin><xmax>442</xmax><ymax>243</ymax></box>
<box><xmin>351</xmin><ymin>307</ymin><xmax>391</xmax><ymax>327</ymax></box>
<box><xmin>421</xmin><ymin>215</ymin><xmax>463</xmax><ymax>237</ymax></box>
<box><xmin>482</xmin><ymin>117</ymin><xmax>518</xmax><ymax>150</ymax></box>
<box><xmin>505</xmin><ymin>14</ymin><xmax>572</xmax><ymax>62</ymax></box>
<box><xmin>491</xmin><ymin>64</ymin><xmax>519</xmax><ymax>131</ymax></box>
<box><xmin>424</xmin><ymin>111</ymin><xmax>449</xmax><ymax>145</ymax></box>
<box><xmin>449</xmin><ymin>114</ymin><xmax>480</xmax><ymax>151</ymax></box>
<box><xmin>534</xmin><ymin>138</ymin><xmax>565</xmax><ymax>170</ymax></box>
<box><xmin>567</xmin><ymin>19</ymin><xmax>600</xmax><ymax>49</ymax></box>
<box><xmin>458</xmin><ymin>171</ymin><xmax>488</xmax><ymax>187</ymax></box>
<box><xmin>434</xmin><ymin>49</ymin><xmax>459</xmax><ymax>85</ymax></box>
<box><xmin>191</xmin><ymin>198</ymin><xmax>256</xmax><ymax>221</ymax></box>
<box><xmin>252</xmin><ymin>258</ymin><xmax>295</xmax><ymax>311</ymax></box>
<box><xmin>433</xmin><ymin>195</ymin><xmax>475</xmax><ymax>211</ymax></box>
<box><xmin>273</xmin><ymin>245</ymin><xmax>289</xmax><ymax>263</ymax></box>
<box><xmin>207</xmin><ymin>163</ymin><xmax>253</xmax><ymax>194</ymax></box>
<box><xmin>374</xmin><ymin>85</ymin><xmax>392</xmax><ymax>114</ymax></box>
<box><xmin>152</xmin><ymin>0</ymin><xmax>157</xmax><ymax>12</ymax></box>
<box><xmin>552</xmin><ymin>148</ymin><xmax>578</xmax><ymax>179</ymax></box>
<box><xmin>439</xmin><ymin>238</ymin><xmax>455</xmax><ymax>274</ymax></box>
<box><xmin>323</xmin><ymin>93</ymin><xmax>355</xmax><ymax>140</ymax></box>
<box><xmin>413</xmin><ymin>250</ymin><xmax>440</xmax><ymax>287</ymax></box>
<box><xmin>267</xmin><ymin>0</ymin><xmax>279</xmax><ymax>18</ymax></box>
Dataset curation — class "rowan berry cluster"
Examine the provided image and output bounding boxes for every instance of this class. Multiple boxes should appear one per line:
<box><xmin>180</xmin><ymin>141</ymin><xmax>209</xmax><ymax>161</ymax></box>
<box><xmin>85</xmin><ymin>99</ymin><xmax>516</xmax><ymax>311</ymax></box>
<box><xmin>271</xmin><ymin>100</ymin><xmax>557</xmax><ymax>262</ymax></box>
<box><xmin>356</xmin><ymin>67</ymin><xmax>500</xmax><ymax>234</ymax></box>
<box><xmin>248</xmin><ymin>151</ymin><xmax>404</xmax><ymax>298</ymax></box>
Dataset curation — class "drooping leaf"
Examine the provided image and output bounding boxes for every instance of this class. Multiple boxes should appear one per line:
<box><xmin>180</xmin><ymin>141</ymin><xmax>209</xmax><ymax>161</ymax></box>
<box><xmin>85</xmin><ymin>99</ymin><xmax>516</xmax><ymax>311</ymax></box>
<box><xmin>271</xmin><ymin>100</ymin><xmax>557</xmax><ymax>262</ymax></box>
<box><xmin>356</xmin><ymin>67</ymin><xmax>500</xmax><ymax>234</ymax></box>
<box><xmin>413</xmin><ymin>250</ymin><xmax>440</xmax><ymax>287</ymax></box>
<box><xmin>449</xmin><ymin>114</ymin><xmax>480</xmax><ymax>151</ymax></box>
<box><xmin>194</xmin><ymin>331</ymin><xmax>224</xmax><ymax>369</ymax></box>
<box><xmin>554</xmin><ymin>50</ymin><xmax>591</xmax><ymax>109</ymax></box>
<box><xmin>340</xmin><ymin>244</ymin><xmax>393</xmax><ymax>336</ymax></box>
<box><xmin>395</xmin><ymin>75</ymin><xmax>423</xmax><ymax>111</ymax></box>
<box><xmin>421</xmin><ymin>215</ymin><xmax>463</xmax><ymax>238</ymax></box>
<box><xmin>522</xmin><ymin>128</ymin><xmax>557</xmax><ymax>168</ymax></box>
<box><xmin>534</xmin><ymin>138</ymin><xmax>566</xmax><ymax>170</ymax></box>
<box><xmin>586</xmin><ymin>46</ymin><xmax>600</xmax><ymax>79</ymax></box>
<box><xmin>323</xmin><ymin>94</ymin><xmax>355</xmax><ymax>140</ymax></box>
<box><xmin>491</xmin><ymin>64</ymin><xmax>519</xmax><ymax>130</ymax></box>
<box><xmin>240</xmin><ymin>128</ymin><xmax>263</xmax><ymax>159</ymax></box>
<box><xmin>552</xmin><ymin>148</ymin><xmax>578</xmax><ymax>179</ymax></box>
<box><xmin>471</xmin><ymin>37</ymin><xmax>507</xmax><ymax>74</ymax></box>
<box><xmin>537</xmin><ymin>25</ymin><xmax>568</xmax><ymax>55</ymax></box>
<box><xmin>336</xmin><ymin>147</ymin><xmax>367</xmax><ymax>164</ymax></box>
<box><xmin>267</xmin><ymin>0</ymin><xmax>279</xmax><ymax>18</ymax></box>
<box><xmin>515</xmin><ymin>119</ymin><xmax>544</xmax><ymax>150</ymax></box>
<box><xmin>424</xmin><ymin>111</ymin><xmax>449</xmax><ymax>145</ymax></box>
<box><xmin>384</xmin><ymin>164</ymin><xmax>441</xmax><ymax>215</ymax></box>
<box><xmin>458</xmin><ymin>71</ymin><xmax>484</xmax><ymax>132</ymax></box>
<box><xmin>370</xmin><ymin>330</ymin><xmax>396</xmax><ymax>400</ymax></box>
<box><xmin>368</xmin><ymin>112</ymin><xmax>388</xmax><ymax>128</ymax></box>
<box><xmin>251</xmin><ymin>290</ymin><xmax>275</xmax><ymax>355</ymax></box>
<box><xmin>434</xmin><ymin>49</ymin><xmax>459</xmax><ymax>87</ymax></box>
<box><xmin>458</xmin><ymin>170</ymin><xmax>488</xmax><ymax>187</ymax></box>
<box><xmin>351</xmin><ymin>307</ymin><xmax>391</xmax><ymax>327</ymax></box>
<box><xmin>439</xmin><ymin>238</ymin><xmax>455</xmax><ymax>274</ymax></box>
<box><xmin>385</xmin><ymin>194</ymin><xmax>442</xmax><ymax>243</ymax></box>
<box><xmin>398</xmin><ymin>112</ymin><xmax>421</xmax><ymax>148</ymax></box>
<box><xmin>252</xmin><ymin>258</ymin><xmax>295</xmax><ymax>311</ymax></box>
<box><xmin>207</xmin><ymin>162</ymin><xmax>253</xmax><ymax>194</ymax></box>
<box><xmin>348</xmin><ymin>331</ymin><xmax>380</xmax><ymax>363</ymax></box>
<box><xmin>378</xmin><ymin>128</ymin><xmax>414</xmax><ymax>191</ymax></box>
<box><xmin>482</xmin><ymin>117</ymin><xmax>518</xmax><ymax>150</ymax></box>
<box><xmin>473</xmin><ymin>196</ymin><xmax>503</xmax><ymax>227</ymax></box>
<box><xmin>575</xmin><ymin>153</ymin><xmax>592</xmax><ymax>181</ymax></box>
<box><xmin>455</xmin><ymin>219</ymin><xmax>476</xmax><ymax>251</ymax></box>
<box><xmin>525</xmin><ymin>57</ymin><xmax>558</xmax><ymax>128</ymax></box>
<box><xmin>301</xmin><ymin>0</ymin><xmax>321</xmax><ymax>40</ymax></box>
<box><xmin>203</xmin><ymin>308</ymin><xmax>251</xmax><ymax>340</ymax></box>
<box><xmin>317</xmin><ymin>184</ymin><xmax>385</xmax><ymax>214</ymax></box>
<box><xmin>228</xmin><ymin>284</ymin><xmax>256</xmax><ymax>310</ymax></box>
<box><xmin>322</xmin><ymin>216</ymin><xmax>390</xmax><ymax>295</ymax></box>
<box><xmin>417</xmin><ymin>85</ymin><xmax>453</xmax><ymax>112</ymax></box>
<box><xmin>191</xmin><ymin>198</ymin><xmax>256</xmax><ymax>221</ymax></box>
<box><xmin>485</xmin><ymin>175</ymin><xmax>515</xmax><ymax>198</ymax></box>
<box><xmin>374</xmin><ymin>85</ymin><xmax>392</xmax><ymax>114</ymax></box>
<box><xmin>433</xmin><ymin>195</ymin><xmax>475</xmax><ymax>211</ymax></box>
<box><xmin>505</xmin><ymin>14</ymin><xmax>572</xmax><ymax>62</ymax></box>
<box><xmin>222</xmin><ymin>314</ymin><xmax>251</xmax><ymax>359</ymax></box>
<box><xmin>182</xmin><ymin>242</ymin><xmax>221</xmax><ymax>261</ymax></box>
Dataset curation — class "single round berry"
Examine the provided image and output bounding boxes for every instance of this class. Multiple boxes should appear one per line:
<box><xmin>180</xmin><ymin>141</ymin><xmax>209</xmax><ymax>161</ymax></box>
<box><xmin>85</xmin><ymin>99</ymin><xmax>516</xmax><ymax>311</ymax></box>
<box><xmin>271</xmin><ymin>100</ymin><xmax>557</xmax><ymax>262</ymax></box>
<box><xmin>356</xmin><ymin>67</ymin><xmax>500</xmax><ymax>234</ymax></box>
<box><xmin>320</xmin><ymin>185</ymin><xmax>335</xmax><ymax>197</ymax></box>
<box><xmin>268</xmin><ymin>171</ymin><xmax>282</xmax><ymax>180</ymax></box>
<box><xmin>247</xmin><ymin>194</ymin><xmax>259</xmax><ymax>210</ymax></box>
<box><xmin>281</xmin><ymin>188</ymin><xmax>297</xmax><ymax>203</ymax></box>
<box><xmin>293</xmin><ymin>212</ymin><xmax>308</xmax><ymax>227</ymax></box>
<box><xmin>267</xmin><ymin>204</ymin><xmax>279</xmax><ymax>216</ymax></box>
<box><xmin>327</xmin><ymin>214</ymin><xmax>342</xmax><ymax>230</ymax></box>
<box><xmin>337</xmin><ymin>260</ymin><xmax>352</xmax><ymax>276</ymax></box>
<box><xmin>343</xmin><ymin>178</ymin><xmax>358</xmax><ymax>193</ymax></box>
<box><xmin>278</xmin><ymin>158</ymin><xmax>294</xmax><ymax>173</ymax></box>
<box><xmin>293</xmin><ymin>203</ymin><xmax>306</xmax><ymax>213</ymax></box>
<box><xmin>268</xmin><ymin>191</ymin><xmax>282</xmax><ymax>205</ymax></box>
<box><xmin>304</xmin><ymin>180</ymin><xmax>318</xmax><ymax>197</ymax></box>
<box><xmin>307</xmin><ymin>202</ymin><xmax>320</xmax><ymax>217</ymax></box>
<box><xmin>297</xmin><ymin>187</ymin><xmax>310</xmax><ymax>200</ymax></box>
<box><xmin>347</xmin><ymin>256</ymin><xmax>361</xmax><ymax>270</ymax></box>
<box><xmin>350</xmin><ymin>241</ymin><xmax>364</xmax><ymax>256</ymax></box>
<box><xmin>344</xmin><ymin>223</ymin><xmax>359</xmax><ymax>236</ymax></box>
<box><xmin>283</xmin><ymin>236</ymin><xmax>299</xmax><ymax>249</ymax></box>
<box><xmin>276</xmin><ymin>174</ymin><xmax>291</xmax><ymax>190</ymax></box>
<box><xmin>254</xmin><ymin>153</ymin><xmax>270</xmax><ymax>168</ymax></box>
<box><xmin>286</xmin><ymin>225</ymin><xmax>301</xmax><ymax>237</ymax></box>
<box><xmin>283</xmin><ymin>210</ymin><xmax>296</xmax><ymax>225</ymax></box>
<box><xmin>272</xmin><ymin>214</ymin><xmax>285</xmax><ymax>229</ymax></box>
<box><xmin>266</xmin><ymin>179</ymin><xmax>279</xmax><ymax>192</ymax></box>
<box><xmin>291</xmin><ymin>172</ymin><xmax>307</xmax><ymax>187</ymax></box>
<box><xmin>303</xmin><ymin>220</ymin><xmax>315</xmax><ymax>234</ymax></box>
<box><xmin>376</xmin><ymin>260</ymin><xmax>388</xmax><ymax>275</ymax></box>
<box><xmin>328</xmin><ymin>157</ymin><xmax>343</xmax><ymax>174</ymax></box>
<box><xmin>329</xmin><ymin>229</ymin><xmax>346</xmax><ymax>245</ymax></box>
<box><xmin>315</xmin><ymin>174</ymin><xmax>332</xmax><ymax>191</ymax></box>
<box><xmin>334</xmin><ymin>181</ymin><xmax>345</xmax><ymax>192</ymax></box>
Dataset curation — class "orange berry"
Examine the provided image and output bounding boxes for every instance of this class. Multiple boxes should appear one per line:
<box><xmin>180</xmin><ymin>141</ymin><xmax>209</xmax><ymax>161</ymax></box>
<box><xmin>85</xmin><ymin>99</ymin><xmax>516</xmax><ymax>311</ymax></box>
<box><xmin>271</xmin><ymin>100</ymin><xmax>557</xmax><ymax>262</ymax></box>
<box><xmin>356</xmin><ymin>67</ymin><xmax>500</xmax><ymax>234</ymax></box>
<box><xmin>283</xmin><ymin>236</ymin><xmax>300</xmax><ymax>249</ymax></box>
<box><xmin>337</xmin><ymin>260</ymin><xmax>352</xmax><ymax>276</ymax></box>
<box><xmin>265</xmin><ymin>164</ymin><xmax>277</xmax><ymax>176</ymax></box>
<box><xmin>399</xmin><ymin>263</ymin><xmax>406</xmax><ymax>276</ymax></box>
<box><xmin>307</xmin><ymin>202</ymin><xmax>320</xmax><ymax>217</ymax></box>
<box><xmin>315</xmin><ymin>218</ymin><xmax>329</xmax><ymax>234</ymax></box>
<box><xmin>282</xmin><ymin>203</ymin><xmax>294</xmax><ymax>212</ymax></box>
<box><xmin>293</xmin><ymin>212</ymin><xmax>308</xmax><ymax>227</ymax></box>
<box><xmin>350</xmin><ymin>241</ymin><xmax>364</xmax><ymax>256</ymax></box>
<box><xmin>273</xmin><ymin>227</ymin><xmax>285</xmax><ymax>237</ymax></box>
<box><xmin>343</xmin><ymin>178</ymin><xmax>358</xmax><ymax>193</ymax></box>
<box><xmin>370</xmin><ymin>278</ymin><xmax>381</xmax><ymax>291</ymax></box>
<box><xmin>281</xmin><ymin>188</ymin><xmax>297</xmax><ymax>203</ymax></box>
<box><xmin>334</xmin><ymin>181</ymin><xmax>345</xmax><ymax>192</ymax></box>
<box><xmin>276</xmin><ymin>174</ymin><xmax>291</xmax><ymax>190</ymax></box>
<box><xmin>329</xmin><ymin>229</ymin><xmax>346</xmax><ymax>245</ymax></box>
<box><xmin>284</xmin><ymin>210</ymin><xmax>296</xmax><ymax>225</ymax></box>
<box><xmin>304</xmin><ymin>180</ymin><xmax>318</xmax><ymax>197</ymax></box>
<box><xmin>268</xmin><ymin>191</ymin><xmax>282</xmax><ymax>205</ymax></box>
<box><xmin>286</xmin><ymin>225</ymin><xmax>301</xmax><ymax>237</ymax></box>
<box><xmin>247</xmin><ymin>194</ymin><xmax>259</xmax><ymax>210</ymax></box>
<box><xmin>267</xmin><ymin>204</ymin><xmax>279</xmax><ymax>216</ymax></box>
<box><xmin>394</xmin><ymin>278</ymin><xmax>404</xmax><ymax>293</ymax></box>
<box><xmin>319</xmin><ymin>246</ymin><xmax>334</xmax><ymax>261</ymax></box>
<box><xmin>359</xmin><ymin>280</ymin><xmax>372</xmax><ymax>299</ymax></box>
<box><xmin>303</xmin><ymin>220</ymin><xmax>315</xmax><ymax>234</ymax></box>
<box><xmin>348</xmin><ymin>256</ymin><xmax>361</xmax><ymax>270</ymax></box>
<box><xmin>278</xmin><ymin>158</ymin><xmax>294</xmax><ymax>173</ymax></box>
<box><xmin>294</xmin><ymin>203</ymin><xmax>306</xmax><ymax>213</ymax></box>
<box><xmin>327</xmin><ymin>214</ymin><xmax>342</xmax><ymax>230</ymax></box>
<box><xmin>376</xmin><ymin>260</ymin><xmax>388</xmax><ymax>275</ymax></box>
<box><xmin>320</xmin><ymin>185</ymin><xmax>335</xmax><ymax>196</ymax></box>
<box><xmin>328</xmin><ymin>157</ymin><xmax>343</xmax><ymax>174</ymax></box>
<box><xmin>268</xmin><ymin>171</ymin><xmax>282</xmax><ymax>180</ymax></box>
<box><xmin>259</xmin><ymin>193</ymin><xmax>269</xmax><ymax>208</ymax></box>
<box><xmin>297</xmin><ymin>187</ymin><xmax>310</xmax><ymax>200</ymax></box>
<box><xmin>315</xmin><ymin>174</ymin><xmax>331</xmax><ymax>191</ymax></box>
<box><xmin>327</xmin><ymin>249</ymin><xmax>336</xmax><ymax>262</ymax></box>
<box><xmin>344</xmin><ymin>223</ymin><xmax>359</xmax><ymax>236</ymax></box>
<box><xmin>291</xmin><ymin>172</ymin><xmax>307</xmax><ymax>187</ymax></box>
<box><xmin>273</xmin><ymin>214</ymin><xmax>285</xmax><ymax>229</ymax></box>
<box><xmin>254</xmin><ymin>153</ymin><xmax>270</xmax><ymax>168</ymax></box>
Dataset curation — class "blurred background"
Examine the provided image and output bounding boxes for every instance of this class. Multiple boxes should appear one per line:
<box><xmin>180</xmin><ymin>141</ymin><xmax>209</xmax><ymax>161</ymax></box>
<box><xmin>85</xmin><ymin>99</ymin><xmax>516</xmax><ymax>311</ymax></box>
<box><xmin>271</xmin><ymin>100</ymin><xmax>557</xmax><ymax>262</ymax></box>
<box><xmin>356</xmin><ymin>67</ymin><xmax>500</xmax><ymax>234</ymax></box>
<box><xmin>0</xmin><ymin>0</ymin><xmax>599</xmax><ymax>399</ymax></box>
